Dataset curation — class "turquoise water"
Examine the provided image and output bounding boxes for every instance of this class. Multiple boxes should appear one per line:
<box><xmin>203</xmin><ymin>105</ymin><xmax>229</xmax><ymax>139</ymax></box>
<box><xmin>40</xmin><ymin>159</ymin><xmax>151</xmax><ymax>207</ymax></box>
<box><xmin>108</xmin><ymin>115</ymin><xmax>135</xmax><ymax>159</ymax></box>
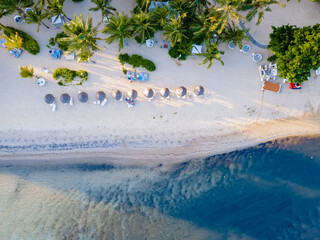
<box><xmin>0</xmin><ymin>135</ymin><xmax>320</xmax><ymax>239</ymax></box>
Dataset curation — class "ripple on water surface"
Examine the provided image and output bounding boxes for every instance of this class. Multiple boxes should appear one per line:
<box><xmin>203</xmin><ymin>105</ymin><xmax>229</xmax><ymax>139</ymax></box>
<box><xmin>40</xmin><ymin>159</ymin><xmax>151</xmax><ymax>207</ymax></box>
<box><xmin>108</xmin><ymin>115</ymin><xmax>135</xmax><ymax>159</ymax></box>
<box><xmin>0</xmin><ymin>135</ymin><xmax>320</xmax><ymax>240</ymax></box>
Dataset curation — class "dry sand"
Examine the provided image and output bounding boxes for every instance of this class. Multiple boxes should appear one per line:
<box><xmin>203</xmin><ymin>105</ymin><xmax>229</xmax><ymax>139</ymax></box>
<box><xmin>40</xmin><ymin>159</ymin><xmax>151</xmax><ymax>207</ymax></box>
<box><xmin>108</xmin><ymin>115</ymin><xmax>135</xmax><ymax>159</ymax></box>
<box><xmin>0</xmin><ymin>0</ymin><xmax>320</xmax><ymax>161</ymax></box>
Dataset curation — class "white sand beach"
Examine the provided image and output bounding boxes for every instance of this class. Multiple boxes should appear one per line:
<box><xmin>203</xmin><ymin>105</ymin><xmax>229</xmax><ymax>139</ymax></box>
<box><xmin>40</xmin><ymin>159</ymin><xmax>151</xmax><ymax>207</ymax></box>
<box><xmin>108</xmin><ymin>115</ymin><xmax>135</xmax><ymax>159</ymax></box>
<box><xmin>0</xmin><ymin>0</ymin><xmax>320</xmax><ymax>161</ymax></box>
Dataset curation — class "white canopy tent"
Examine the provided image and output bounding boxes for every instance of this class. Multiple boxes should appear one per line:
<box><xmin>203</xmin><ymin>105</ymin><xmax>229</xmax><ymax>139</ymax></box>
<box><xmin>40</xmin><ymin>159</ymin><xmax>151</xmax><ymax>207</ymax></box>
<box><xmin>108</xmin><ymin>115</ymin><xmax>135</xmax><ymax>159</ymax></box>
<box><xmin>191</xmin><ymin>44</ymin><xmax>202</xmax><ymax>55</ymax></box>
<box><xmin>51</xmin><ymin>15</ymin><xmax>65</xmax><ymax>28</ymax></box>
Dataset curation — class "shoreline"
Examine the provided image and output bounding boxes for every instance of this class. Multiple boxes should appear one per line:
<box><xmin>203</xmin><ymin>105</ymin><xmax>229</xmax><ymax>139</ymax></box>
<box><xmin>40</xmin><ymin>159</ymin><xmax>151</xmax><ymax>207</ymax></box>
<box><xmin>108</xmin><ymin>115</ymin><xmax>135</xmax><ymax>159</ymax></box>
<box><xmin>1</xmin><ymin>113</ymin><xmax>320</xmax><ymax>163</ymax></box>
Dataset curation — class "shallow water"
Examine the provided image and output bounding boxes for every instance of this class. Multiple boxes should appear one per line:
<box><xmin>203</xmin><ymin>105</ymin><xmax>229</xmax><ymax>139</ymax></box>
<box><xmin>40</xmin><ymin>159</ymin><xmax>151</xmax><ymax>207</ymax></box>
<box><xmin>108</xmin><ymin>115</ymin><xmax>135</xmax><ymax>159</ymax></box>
<box><xmin>0</xmin><ymin>135</ymin><xmax>320</xmax><ymax>240</ymax></box>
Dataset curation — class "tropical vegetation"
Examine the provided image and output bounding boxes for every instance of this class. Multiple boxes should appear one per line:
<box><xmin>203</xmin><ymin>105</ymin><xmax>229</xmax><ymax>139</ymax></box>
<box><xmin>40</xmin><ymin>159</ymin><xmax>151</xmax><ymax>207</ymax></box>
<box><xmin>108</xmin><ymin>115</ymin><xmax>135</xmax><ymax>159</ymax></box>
<box><xmin>0</xmin><ymin>24</ymin><xmax>40</xmax><ymax>55</ymax></box>
<box><xmin>89</xmin><ymin>0</ymin><xmax>116</xmax><ymax>21</ymax></box>
<box><xmin>3</xmin><ymin>32</ymin><xmax>23</xmax><ymax>50</ymax></box>
<box><xmin>19</xmin><ymin>65</ymin><xmax>34</xmax><ymax>78</ymax></box>
<box><xmin>268</xmin><ymin>24</ymin><xmax>320</xmax><ymax>83</ymax></box>
<box><xmin>53</xmin><ymin>68</ymin><xmax>88</xmax><ymax>86</ymax></box>
<box><xmin>119</xmin><ymin>53</ymin><xmax>156</xmax><ymax>71</ymax></box>
<box><xmin>58</xmin><ymin>13</ymin><xmax>103</xmax><ymax>62</ymax></box>
<box><xmin>103</xmin><ymin>12</ymin><xmax>132</xmax><ymax>51</ymax></box>
<box><xmin>0</xmin><ymin>0</ymin><xmax>34</xmax><ymax>18</ymax></box>
<box><xmin>25</xmin><ymin>6</ymin><xmax>50</xmax><ymax>32</ymax></box>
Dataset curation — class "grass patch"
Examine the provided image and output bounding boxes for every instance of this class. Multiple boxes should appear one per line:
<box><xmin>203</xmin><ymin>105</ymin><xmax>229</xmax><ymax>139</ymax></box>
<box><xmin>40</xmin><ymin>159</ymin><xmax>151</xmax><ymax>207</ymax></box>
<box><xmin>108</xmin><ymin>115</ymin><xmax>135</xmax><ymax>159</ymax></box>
<box><xmin>53</xmin><ymin>68</ymin><xmax>88</xmax><ymax>86</ymax></box>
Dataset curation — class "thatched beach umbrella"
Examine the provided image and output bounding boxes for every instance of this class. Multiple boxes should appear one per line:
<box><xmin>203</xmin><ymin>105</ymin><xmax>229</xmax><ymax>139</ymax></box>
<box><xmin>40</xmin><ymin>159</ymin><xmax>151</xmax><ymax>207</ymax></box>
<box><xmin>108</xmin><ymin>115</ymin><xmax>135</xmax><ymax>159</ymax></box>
<box><xmin>194</xmin><ymin>85</ymin><xmax>204</xmax><ymax>96</ymax></box>
<box><xmin>60</xmin><ymin>93</ymin><xmax>70</xmax><ymax>104</ymax></box>
<box><xmin>96</xmin><ymin>91</ymin><xmax>106</xmax><ymax>101</ymax></box>
<box><xmin>78</xmin><ymin>91</ymin><xmax>88</xmax><ymax>103</ymax></box>
<box><xmin>144</xmin><ymin>88</ymin><xmax>154</xmax><ymax>99</ymax></box>
<box><xmin>176</xmin><ymin>86</ymin><xmax>187</xmax><ymax>98</ymax></box>
<box><xmin>128</xmin><ymin>89</ymin><xmax>138</xmax><ymax>100</ymax></box>
<box><xmin>160</xmin><ymin>88</ymin><xmax>170</xmax><ymax>98</ymax></box>
<box><xmin>112</xmin><ymin>90</ymin><xmax>122</xmax><ymax>101</ymax></box>
<box><xmin>44</xmin><ymin>94</ymin><xmax>55</xmax><ymax>104</ymax></box>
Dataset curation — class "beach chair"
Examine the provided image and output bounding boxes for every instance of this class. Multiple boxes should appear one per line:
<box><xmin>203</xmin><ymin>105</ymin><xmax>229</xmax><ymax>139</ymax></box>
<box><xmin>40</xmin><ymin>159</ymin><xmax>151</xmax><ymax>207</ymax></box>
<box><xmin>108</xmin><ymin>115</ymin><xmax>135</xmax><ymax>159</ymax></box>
<box><xmin>51</xmin><ymin>103</ymin><xmax>56</xmax><ymax>112</ymax></box>
<box><xmin>41</xmin><ymin>67</ymin><xmax>50</xmax><ymax>74</ymax></box>
<box><xmin>262</xmin><ymin>81</ymin><xmax>281</xmax><ymax>93</ymax></box>
<box><xmin>0</xmin><ymin>38</ymin><xmax>7</xmax><ymax>48</ymax></box>
<box><xmin>138</xmin><ymin>72</ymin><xmax>149</xmax><ymax>82</ymax></box>
<box><xmin>101</xmin><ymin>98</ymin><xmax>108</xmax><ymax>106</ymax></box>
<box><xmin>9</xmin><ymin>49</ymin><xmax>22</xmax><ymax>58</ymax></box>
<box><xmin>126</xmin><ymin>71</ymin><xmax>136</xmax><ymax>81</ymax></box>
<box><xmin>269</xmin><ymin>62</ymin><xmax>277</xmax><ymax>80</ymax></box>
<box><xmin>65</xmin><ymin>52</ymin><xmax>76</xmax><ymax>61</ymax></box>
<box><xmin>259</xmin><ymin>65</ymin><xmax>269</xmax><ymax>82</ymax></box>
<box><xmin>50</xmin><ymin>49</ymin><xmax>62</xmax><ymax>59</ymax></box>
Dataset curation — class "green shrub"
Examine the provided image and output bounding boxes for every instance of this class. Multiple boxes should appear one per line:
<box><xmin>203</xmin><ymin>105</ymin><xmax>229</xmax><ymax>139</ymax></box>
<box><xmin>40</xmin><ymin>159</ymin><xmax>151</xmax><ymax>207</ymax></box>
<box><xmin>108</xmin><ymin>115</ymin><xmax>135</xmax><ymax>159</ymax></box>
<box><xmin>3</xmin><ymin>26</ymin><xmax>40</xmax><ymax>55</ymax></box>
<box><xmin>55</xmin><ymin>32</ymin><xmax>69</xmax><ymax>51</ymax></box>
<box><xmin>72</xmin><ymin>0</ymin><xmax>84</xmax><ymax>2</ymax></box>
<box><xmin>267</xmin><ymin>55</ymin><xmax>277</xmax><ymax>62</ymax></box>
<box><xmin>53</xmin><ymin>68</ymin><xmax>88</xmax><ymax>86</ymax></box>
<box><xmin>129</xmin><ymin>54</ymin><xmax>143</xmax><ymax>68</ymax></box>
<box><xmin>141</xmin><ymin>59</ymin><xmax>156</xmax><ymax>71</ymax></box>
<box><xmin>118</xmin><ymin>53</ymin><xmax>130</xmax><ymax>65</ymax></box>
<box><xmin>49</xmin><ymin>37</ymin><xmax>55</xmax><ymax>46</ymax></box>
<box><xmin>122</xmin><ymin>68</ymin><xmax>128</xmax><ymax>74</ymax></box>
<box><xmin>118</xmin><ymin>53</ymin><xmax>156</xmax><ymax>71</ymax></box>
<box><xmin>168</xmin><ymin>46</ymin><xmax>180</xmax><ymax>58</ymax></box>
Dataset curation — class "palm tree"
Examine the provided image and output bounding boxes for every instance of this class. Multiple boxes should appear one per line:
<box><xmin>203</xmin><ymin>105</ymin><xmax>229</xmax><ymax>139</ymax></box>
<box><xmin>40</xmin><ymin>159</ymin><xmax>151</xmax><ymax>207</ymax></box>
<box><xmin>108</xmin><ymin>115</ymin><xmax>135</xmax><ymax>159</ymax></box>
<box><xmin>58</xmin><ymin>13</ymin><xmax>104</xmax><ymax>62</ymax></box>
<box><xmin>151</xmin><ymin>6</ymin><xmax>172</xmax><ymax>30</ymax></box>
<box><xmin>3</xmin><ymin>32</ymin><xmax>23</xmax><ymax>50</ymax></box>
<box><xmin>89</xmin><ymin>0</ymin><xmax>116</xmax><ymax>21</ymax></box>
<box><xmin>34</xmin><ymin>0</ymin><xmax>47</xmax><ymax>10</ymax></box>
<box><xmin>131</xmin><ymin>11</ymin><xmax>157</xmax><ymax>44</ymax></box>
<box><xmin>0</xmin><ymin>0</ymin><xmax>34</xmax><ymax>18</ymax></box>
<box><xmin>245</xmin><ymin>0</ymin><xmax>285</xmax><ymax>25</ymax></box>
<box><xmin>163</xmin><ymin>14</ymin><xmax>187</xmax><ymax>45</ymax></box>
<box><xmin>220</xmin><ymin>21</ymin><xmax>250</xmax><ymax>48</ymax></box>
<box><xmin>207</xmin><ymin>0</ymin><xmax>244</xmax><ymax>34</ymax></box>
<box><xmin>25</xmin><ymin>7</ymin><xmax>50</xmax><ymax>32</ymax></box>
<box><xmin>103</xmin><ymin>12</ymin><xmax>132</xmax><ymax>51</ymax></box>
<box><xmin>136</xmin><ymin>0</ymin><xmax>151</xmax><ymax>12</ymax></box>
<box><xmin>46</xmin><ymin>0</ymin><xmax>72</xmax><ymax>21</ymax></box>
<box><xmin>189</xmin><ymin>0</ymin><xmax>211</xmax><ymax>11</ymax></box>
<box><xmin>196</xmin><ymin>43</ymin><xmax>224</xmax><ymax>69</ymax></box>
<box><xmin>19</xmin><ymin>65</ymin><xmax>34</xmax><ymax>78</ymax></box>
<box><xmin>190</xmin><ymin>11</ymin><xmax>217</xmax><ymax>50</ymax></box>
<box><xmin>169</xmin><ymin>0</ymin><xmax>194</xmax><ymax>15</ymax></box>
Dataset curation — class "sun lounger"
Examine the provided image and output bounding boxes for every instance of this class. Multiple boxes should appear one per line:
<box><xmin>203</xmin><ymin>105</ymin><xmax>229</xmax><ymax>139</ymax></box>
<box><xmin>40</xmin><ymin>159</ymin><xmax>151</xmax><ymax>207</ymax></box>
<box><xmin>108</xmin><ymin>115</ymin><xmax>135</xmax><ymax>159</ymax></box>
<box><xmin>41</xmin><ymin>67</ymin><xmax>50</xmax><ymax>74</ymax></box>
<box><xmin>51</xmin><ymin>103</ymin><xmax>56</xmax><ymax>112</ymax></box>
<box><xmin>69</xmin><ymin>97</ymin><xmax>73</xmax><ymax>106</ymax></box>
<box><xmin>9</xmin><ymin>49</ymin><xmax>22</xmax><ymax>58</ymax></box>
<box><xmin>101</xmin><ymin>98</ymin><xmax>107</xmax><ymax>106</ymax></box>
<box><xmin>50</xmin><ymin>49</ymin><xmax>62</xmax><ymax>59</ymax></box>
<box><xmin>262</xmin><ymin>81</ymin><xmax>281</xmax><ymax>93</ymax></box>
<box><xmin>0</xmin><ymin>38</ymin><xmax>7</xmax><ymax>48</ymax></box>
<box><xmin>259</xmin><ymin>65</ymin><xmax>269</xmax><ymax>82</ymax></box>
<box><xmin>269</xmin><ymin>62</ymin><xmax>277</xmax><ymax>80</ymax></box>
<box><xmin>138</xmin><ymin>72</ymin><xmax>149</xmax><ymax>82</ymax></box>
<box><xmin>126</xmin><ymin>71</ymin><xmax>136</xmax><ymax>81</ymax></box>
<box><xmin>65</xmin><ymin>53</ymin><xmax>76</xmax><ymax>61</ymax></box>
